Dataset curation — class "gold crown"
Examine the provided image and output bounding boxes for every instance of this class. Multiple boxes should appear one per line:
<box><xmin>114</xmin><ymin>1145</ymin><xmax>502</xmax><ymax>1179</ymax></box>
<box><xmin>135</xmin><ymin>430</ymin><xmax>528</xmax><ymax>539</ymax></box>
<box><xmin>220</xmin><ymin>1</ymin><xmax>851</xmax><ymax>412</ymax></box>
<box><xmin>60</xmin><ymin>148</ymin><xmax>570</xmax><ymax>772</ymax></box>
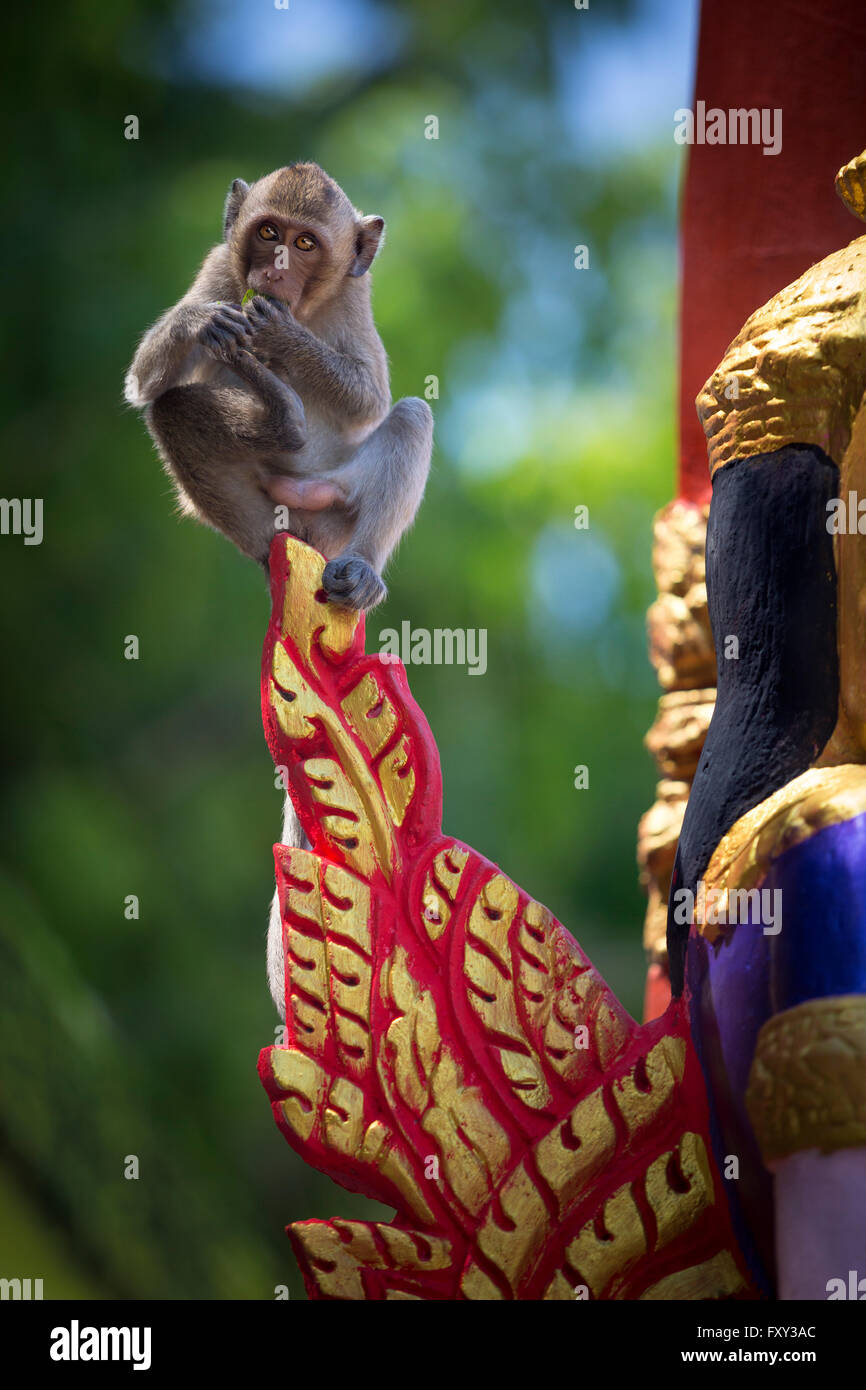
<box><xmin>697</xmin><ymin>149</ymin><xmax>866</xmax><ymax>477</ymax></box>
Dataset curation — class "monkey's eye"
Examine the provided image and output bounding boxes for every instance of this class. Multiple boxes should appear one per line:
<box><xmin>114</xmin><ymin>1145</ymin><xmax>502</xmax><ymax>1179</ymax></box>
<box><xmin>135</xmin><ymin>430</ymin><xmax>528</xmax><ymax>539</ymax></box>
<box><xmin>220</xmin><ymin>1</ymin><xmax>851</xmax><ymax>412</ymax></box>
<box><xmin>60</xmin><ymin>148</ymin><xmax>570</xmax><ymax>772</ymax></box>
<box><xmin>257</xmin><ymin>223</ymin><xmax>281</xmax><ymax>241</ymax></box>
<box><xmin>294</xmin><ymin>234</ymin><xmax>317</xmax><ymax>251</ymax></box>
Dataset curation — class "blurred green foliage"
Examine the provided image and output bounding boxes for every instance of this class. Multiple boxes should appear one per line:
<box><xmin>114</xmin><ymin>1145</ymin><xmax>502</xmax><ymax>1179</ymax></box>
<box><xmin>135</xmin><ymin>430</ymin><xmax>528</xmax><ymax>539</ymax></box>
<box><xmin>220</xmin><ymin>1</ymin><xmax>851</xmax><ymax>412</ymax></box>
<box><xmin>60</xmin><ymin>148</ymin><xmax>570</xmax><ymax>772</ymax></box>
<box><xmin>1</xmin><ymin>0</ymin><xmax>685</xmax><ymax>1298</ymax></box>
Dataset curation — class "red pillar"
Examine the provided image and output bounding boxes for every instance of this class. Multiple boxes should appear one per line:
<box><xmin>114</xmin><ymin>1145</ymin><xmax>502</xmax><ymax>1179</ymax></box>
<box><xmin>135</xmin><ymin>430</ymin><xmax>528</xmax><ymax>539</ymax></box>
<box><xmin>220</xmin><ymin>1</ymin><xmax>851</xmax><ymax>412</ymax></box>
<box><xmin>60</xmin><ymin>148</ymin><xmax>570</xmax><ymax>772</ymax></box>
<box><xmin>678</xmin><ymin>0</ymin><xmax>866</xmax><ymax>503</ymax></box>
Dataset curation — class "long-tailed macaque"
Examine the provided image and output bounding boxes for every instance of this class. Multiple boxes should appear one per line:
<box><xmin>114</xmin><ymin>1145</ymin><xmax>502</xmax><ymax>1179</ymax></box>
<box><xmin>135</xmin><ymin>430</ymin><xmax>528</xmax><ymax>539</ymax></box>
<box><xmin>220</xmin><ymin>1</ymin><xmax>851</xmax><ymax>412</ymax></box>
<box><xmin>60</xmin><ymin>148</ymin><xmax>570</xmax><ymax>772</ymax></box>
<box><xmin>125</xmin><ymin>161</ymin><xmax>432</xmax><ymax>609</ymax></box>
<box><xmin>125</xmin><ymin>163</ymin><xmax>433</xmax><ymax>1014</ymax></box>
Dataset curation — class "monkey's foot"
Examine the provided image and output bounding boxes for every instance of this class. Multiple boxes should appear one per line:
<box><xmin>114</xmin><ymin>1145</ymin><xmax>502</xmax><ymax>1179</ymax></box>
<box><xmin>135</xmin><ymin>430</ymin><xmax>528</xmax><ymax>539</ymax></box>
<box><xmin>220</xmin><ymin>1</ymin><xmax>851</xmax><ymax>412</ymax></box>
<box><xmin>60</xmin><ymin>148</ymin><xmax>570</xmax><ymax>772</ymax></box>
<box><xmin>257</xmin><ymin>534</ymin><xmax>757</xmax><ymax>1301</ymax></box>
<box><xmin>322</xmin><ymin>552</ymin><xmax>386</xmax><ymax>610</ymax></box>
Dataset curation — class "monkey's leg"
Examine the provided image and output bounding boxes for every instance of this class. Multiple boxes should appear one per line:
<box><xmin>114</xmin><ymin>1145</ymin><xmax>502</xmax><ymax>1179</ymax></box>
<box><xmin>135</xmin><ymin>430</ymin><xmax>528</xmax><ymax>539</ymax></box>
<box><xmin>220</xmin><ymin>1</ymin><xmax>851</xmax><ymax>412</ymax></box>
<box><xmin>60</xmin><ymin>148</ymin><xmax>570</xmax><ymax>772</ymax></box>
<box><xmin>283</xmin><ymin>397</ymin><xmax>432</xmax><ymax>610</ymax></box>
<box><xmin>148</xmin><ymin>382</ymin><xmax>283</xmax><ymax>562</ymax></box>
<box><xmin>148</xmin><ymin>354</ymin><xmax>306</xmax><ymax>563</ymax></box>
<box><xmin>210</xmin><ymin>346</ymin><xmax>306</xmax><ymax>454</ymax></box>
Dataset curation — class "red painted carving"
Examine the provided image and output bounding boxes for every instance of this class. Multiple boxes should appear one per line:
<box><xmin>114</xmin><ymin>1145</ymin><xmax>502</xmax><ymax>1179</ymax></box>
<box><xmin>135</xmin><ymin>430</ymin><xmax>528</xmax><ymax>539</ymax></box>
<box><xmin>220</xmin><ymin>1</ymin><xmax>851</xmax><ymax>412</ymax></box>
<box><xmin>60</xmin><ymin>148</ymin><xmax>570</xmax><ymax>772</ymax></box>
<box><xmin>258</xmin><ymin>535</ymin><xmax>756</xmax><ymax>1300</ymax></box>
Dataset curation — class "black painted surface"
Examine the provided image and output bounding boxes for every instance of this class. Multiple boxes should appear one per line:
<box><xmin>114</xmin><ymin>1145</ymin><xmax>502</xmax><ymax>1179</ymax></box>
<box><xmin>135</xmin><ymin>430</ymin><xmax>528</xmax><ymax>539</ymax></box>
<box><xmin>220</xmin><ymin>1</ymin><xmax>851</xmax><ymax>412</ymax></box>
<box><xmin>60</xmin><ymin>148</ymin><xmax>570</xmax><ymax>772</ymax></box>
<box><xmin>667</xmin><ymin>445</ymin><xmax>840</xmax><ymax>995</ymax></box>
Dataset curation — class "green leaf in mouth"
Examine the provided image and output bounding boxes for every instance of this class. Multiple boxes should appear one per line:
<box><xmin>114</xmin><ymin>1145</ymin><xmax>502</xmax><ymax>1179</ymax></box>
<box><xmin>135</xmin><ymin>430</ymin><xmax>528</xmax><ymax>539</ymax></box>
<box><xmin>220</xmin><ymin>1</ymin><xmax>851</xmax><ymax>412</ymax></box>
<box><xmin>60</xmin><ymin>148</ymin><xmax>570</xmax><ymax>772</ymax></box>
<box><xmin>242</xmin><ymin>288</ymin><xmax>277</xmax><ymax>306</ymax></box>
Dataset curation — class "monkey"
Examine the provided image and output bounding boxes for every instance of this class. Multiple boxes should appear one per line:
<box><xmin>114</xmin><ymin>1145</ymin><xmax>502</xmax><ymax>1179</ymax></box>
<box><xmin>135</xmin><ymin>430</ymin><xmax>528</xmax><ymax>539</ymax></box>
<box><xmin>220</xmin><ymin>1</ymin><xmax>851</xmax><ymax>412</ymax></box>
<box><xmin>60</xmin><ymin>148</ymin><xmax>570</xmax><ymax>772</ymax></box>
<box><xmin>124</xmin><ymin>161</ymin><xmax>433</xmax><ymax>610</ymax></box>
<box><xmin>124</xmin><ymin>163</ymin><xmax>433</xmax><ymax>1016</ymax></box>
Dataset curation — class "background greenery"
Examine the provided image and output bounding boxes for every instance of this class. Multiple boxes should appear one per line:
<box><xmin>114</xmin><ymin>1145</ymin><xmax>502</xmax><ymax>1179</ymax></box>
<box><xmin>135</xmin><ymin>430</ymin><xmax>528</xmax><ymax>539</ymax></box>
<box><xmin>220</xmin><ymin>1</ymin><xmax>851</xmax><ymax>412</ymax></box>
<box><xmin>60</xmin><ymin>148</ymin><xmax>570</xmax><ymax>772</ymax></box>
<box><xmin>0</xmin><ymin>0</ymin><xmax>693</xmax><ymax>1298</ymax></box>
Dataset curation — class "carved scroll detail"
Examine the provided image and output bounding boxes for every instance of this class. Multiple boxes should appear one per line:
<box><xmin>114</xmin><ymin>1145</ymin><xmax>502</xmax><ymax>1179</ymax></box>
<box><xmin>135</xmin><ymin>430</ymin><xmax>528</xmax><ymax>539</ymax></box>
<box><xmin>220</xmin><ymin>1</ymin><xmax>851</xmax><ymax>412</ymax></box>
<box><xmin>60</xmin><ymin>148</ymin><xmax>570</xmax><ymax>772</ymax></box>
<box><xmin>638</xmin><ymin>501</ymin><xmax>715</xmax><ymax>970</ymax></box>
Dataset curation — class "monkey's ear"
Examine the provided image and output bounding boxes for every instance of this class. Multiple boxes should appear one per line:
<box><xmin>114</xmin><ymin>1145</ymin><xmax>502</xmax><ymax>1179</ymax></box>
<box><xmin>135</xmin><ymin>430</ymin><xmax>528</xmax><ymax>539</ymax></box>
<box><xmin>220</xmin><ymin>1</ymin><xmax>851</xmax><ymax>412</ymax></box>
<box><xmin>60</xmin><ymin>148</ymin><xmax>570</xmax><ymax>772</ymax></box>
<box><xmin>349</xmin><ymin>215</ymin><xmax>385</xmax><ymax>277</ymax></box>
<box><xmin>223</xmin><ymin>179</ymin><xmax>251</xmax><ymax>241</ymax></box>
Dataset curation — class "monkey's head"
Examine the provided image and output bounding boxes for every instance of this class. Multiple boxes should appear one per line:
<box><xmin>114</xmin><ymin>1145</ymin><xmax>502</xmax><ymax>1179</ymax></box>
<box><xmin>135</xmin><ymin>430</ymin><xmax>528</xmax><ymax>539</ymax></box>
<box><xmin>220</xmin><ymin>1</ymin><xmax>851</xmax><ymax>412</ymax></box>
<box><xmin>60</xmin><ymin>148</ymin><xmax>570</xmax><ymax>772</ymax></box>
<box><xmin>223</xmin><ymin>163</ymin><xmax>385</xmax><ymax>319</ymax></box>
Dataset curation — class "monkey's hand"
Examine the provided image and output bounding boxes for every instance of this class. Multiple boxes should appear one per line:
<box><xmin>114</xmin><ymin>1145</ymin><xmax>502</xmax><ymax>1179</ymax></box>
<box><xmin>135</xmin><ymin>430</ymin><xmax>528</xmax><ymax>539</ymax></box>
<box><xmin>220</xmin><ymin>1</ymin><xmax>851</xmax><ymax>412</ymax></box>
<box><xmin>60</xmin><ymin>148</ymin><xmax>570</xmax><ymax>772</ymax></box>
<box><xmin>243</xmin><ymin>295</ymin><xmax>297</xmax><ymax>363</ymax></box>
<box><xmin>197</xmin><ymin>302</ymin><xmax>255</xmax><ymax>359</ymax></box>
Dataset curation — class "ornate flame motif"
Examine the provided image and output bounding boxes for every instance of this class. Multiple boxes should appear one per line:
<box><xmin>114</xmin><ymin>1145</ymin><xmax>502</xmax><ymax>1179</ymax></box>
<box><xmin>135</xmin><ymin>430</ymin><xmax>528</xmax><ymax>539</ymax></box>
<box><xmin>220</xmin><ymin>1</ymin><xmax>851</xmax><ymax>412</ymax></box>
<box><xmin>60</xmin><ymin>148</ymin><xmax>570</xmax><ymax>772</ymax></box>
<box><xmin>258</xmin><ymin>535</ymin><xmax>755</xmax><ymax>1301</ymax></box>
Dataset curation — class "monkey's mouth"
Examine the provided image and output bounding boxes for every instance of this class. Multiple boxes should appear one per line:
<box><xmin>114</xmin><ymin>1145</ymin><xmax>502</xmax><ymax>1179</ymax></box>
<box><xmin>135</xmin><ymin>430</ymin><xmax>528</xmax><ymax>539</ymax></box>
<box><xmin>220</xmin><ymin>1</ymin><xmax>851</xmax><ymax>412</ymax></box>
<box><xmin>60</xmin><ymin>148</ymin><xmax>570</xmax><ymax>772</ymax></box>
<box><xmin>252</xmin><ymin>292</ymin><xmax>293</xmax><ymax>311</ymax></box>
<box><xmin>247</xmin><ymin>271</ymin><xmax>294</xmax><ymax>309</ymax></box>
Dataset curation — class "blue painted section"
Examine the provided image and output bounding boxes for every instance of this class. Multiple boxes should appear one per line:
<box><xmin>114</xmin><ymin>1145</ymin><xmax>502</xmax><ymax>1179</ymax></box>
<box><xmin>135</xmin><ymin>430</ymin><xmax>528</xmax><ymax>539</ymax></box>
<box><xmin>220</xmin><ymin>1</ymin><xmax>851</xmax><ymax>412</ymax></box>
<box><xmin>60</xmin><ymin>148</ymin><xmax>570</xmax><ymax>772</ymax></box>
<box><xmin>685</xmin><ymin>809</ymin><xmax>866</xmax><ymax>1298</ymax></box>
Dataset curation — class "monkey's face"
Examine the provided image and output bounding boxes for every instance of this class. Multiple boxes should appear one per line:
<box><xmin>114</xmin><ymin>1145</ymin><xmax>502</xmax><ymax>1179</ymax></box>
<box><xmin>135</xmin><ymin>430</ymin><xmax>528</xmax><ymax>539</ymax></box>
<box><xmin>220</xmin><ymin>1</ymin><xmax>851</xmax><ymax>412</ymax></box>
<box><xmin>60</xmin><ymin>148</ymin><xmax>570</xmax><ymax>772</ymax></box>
<box><xmin>242</xmin><ymin>214</ymin><xmax>331</xmax><ymax>314</ymax></box>
<box><xmin>227</xmin><ymin>166</ymin><xmax>385</xmax><ymax>319</ymax></box>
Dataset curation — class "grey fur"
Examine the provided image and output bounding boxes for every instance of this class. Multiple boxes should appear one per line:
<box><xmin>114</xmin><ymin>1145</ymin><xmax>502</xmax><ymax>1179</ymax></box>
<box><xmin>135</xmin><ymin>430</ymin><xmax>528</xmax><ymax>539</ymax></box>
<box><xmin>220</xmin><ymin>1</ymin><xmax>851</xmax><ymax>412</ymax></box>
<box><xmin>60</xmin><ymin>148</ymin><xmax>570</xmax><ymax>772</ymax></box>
<box><xmin>124</xmin><ymin>163</ymin><xmax>432</xmax><ymax>588</ymax></box>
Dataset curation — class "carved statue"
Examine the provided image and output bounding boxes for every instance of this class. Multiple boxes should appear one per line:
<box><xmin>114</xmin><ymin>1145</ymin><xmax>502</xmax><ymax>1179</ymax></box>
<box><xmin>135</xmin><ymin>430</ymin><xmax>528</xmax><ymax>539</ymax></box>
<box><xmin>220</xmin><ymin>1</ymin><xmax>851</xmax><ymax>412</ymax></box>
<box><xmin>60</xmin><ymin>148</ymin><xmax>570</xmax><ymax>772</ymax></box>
<box><xmin>258</xmin><ymin>151</ymin><xmax>866</xmax><ymax>1300</ymax></box>
<box><xmin>669</xmin><ymin>149</ymin><xmax>866</xmax><ymax>1299</ymax></box>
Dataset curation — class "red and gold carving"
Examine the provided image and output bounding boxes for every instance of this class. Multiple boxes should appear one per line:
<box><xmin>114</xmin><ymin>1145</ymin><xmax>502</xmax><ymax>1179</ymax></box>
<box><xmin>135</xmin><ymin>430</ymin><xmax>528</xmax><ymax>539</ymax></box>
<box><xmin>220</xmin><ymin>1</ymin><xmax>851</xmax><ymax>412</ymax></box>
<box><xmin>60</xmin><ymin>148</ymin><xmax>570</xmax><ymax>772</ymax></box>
<box><xmin>258</xmin><ymin>536</ymin><xmax>754</xmax><ymax>1300</ymax></box>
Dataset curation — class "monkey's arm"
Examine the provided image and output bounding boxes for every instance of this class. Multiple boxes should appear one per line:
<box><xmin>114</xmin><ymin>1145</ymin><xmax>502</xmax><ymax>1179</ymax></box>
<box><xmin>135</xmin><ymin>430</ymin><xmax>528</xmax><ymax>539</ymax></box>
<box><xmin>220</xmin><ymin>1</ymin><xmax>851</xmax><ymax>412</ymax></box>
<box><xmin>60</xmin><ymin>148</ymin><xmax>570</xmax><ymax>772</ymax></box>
<box><xmin>124</xmin><ymin>246</ymin><xmax>242</xmax><ymax>406</ymax></box>
<box><xmin>245</xmin><ymin>297</ymin><xmax>389</xmax><ymax>423</ymax></box>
